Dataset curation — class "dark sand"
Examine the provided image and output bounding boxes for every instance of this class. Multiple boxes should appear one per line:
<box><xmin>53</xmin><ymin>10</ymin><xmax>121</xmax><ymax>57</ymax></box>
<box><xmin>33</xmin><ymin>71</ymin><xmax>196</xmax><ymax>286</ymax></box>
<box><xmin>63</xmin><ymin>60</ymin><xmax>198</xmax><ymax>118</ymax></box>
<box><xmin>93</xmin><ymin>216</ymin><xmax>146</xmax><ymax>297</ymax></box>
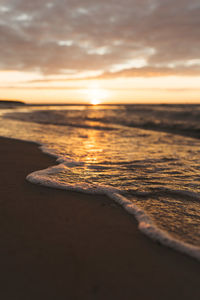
<box><xmin>0</xmin><ymin>137</ymin><xmax>200</xmax><ymax>300</ymax></box>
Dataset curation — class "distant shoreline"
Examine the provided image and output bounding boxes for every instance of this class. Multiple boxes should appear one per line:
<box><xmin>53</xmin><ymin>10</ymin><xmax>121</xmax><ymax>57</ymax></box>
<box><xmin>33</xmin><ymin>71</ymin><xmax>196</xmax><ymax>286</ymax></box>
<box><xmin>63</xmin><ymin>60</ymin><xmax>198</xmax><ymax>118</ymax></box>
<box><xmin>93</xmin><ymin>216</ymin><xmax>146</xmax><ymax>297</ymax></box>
<box><xmin>0</xmin><ymin>100</ymin><xmax>25</xmax><ymax>106</ymax></box>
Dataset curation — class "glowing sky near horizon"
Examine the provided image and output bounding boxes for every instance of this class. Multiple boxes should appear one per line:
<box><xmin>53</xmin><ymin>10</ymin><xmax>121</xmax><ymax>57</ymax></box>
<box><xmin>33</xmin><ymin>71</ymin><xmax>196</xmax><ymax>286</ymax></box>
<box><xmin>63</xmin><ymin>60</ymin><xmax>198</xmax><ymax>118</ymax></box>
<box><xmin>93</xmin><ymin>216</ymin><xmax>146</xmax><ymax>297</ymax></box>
<box><xmin>0</xmin><ymin>0</ymin><xmax>200</xmax><ymax>103</ymax></box>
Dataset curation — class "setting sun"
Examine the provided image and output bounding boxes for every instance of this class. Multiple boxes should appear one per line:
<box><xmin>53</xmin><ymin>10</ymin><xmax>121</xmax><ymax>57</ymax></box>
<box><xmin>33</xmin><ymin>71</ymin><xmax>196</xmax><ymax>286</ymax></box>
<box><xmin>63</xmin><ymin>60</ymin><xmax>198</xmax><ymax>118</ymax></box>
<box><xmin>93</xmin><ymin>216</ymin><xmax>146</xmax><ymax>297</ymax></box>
<box><xmin>84</xmin><ymin>87</ymin><xmax>109</xmax><ymax>105</ymax></box>
<box><xmin>91</xmin><ymin>99</ymin><xmax>101</xmax><ymax>105</ymax></box>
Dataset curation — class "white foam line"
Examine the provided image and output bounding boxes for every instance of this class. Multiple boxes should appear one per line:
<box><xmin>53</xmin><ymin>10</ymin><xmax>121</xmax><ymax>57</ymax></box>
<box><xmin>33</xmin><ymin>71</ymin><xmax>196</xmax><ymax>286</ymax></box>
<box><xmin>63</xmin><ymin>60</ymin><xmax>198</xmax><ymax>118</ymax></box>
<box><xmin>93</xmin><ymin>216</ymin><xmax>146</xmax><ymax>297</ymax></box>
<box><xmin>26</xmin><ymin>166</ymin><xmax>119</xmax><ymax>195</ymax></box>
<box><xmin>110</xmin><ymin>193</ymin><xmax>200</xmax><ymax>261</ymax></box>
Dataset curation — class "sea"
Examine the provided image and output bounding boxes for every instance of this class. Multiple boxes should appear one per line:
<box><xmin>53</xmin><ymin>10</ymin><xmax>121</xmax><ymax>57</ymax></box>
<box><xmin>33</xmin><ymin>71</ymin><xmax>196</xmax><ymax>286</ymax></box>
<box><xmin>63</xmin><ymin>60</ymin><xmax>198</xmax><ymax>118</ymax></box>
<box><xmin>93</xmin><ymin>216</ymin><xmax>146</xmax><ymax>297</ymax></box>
<box><xmin>1</xmin><ymin>103</ymin><xmax>200</xmax><ymax>261</ymax></box>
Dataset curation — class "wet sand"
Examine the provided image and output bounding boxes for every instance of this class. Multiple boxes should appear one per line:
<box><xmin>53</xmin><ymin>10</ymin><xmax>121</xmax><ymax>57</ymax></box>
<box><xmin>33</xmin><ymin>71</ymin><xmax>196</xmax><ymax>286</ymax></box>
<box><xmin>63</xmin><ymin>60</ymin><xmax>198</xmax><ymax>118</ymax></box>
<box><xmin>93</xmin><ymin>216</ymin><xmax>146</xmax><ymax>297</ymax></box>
<box><xmin>0</xmin><ymin>136</ymin><xmax>200</xmax><ymax>300</ymax></box>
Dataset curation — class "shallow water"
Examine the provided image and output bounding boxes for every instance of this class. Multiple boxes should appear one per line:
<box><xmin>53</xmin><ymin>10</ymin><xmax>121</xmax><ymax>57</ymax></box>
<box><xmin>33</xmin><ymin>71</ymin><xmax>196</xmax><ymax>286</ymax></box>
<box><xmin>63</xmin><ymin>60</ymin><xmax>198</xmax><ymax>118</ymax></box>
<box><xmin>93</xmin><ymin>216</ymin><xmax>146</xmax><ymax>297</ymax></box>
<box><xmin>1</xmin><ymin>104</ymin><xmax>200</xmax><ymax>260</ymax></box>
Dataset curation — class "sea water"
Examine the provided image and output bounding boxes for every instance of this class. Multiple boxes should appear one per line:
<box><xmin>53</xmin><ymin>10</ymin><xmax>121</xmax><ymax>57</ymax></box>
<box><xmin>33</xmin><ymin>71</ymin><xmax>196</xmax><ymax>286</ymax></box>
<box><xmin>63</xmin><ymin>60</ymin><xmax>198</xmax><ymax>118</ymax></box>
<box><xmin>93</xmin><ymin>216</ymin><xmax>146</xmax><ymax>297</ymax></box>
<box><xmin>1</xmin><ymin>104</ymin><xmax>200</xmax><ymax>260</ymax></box>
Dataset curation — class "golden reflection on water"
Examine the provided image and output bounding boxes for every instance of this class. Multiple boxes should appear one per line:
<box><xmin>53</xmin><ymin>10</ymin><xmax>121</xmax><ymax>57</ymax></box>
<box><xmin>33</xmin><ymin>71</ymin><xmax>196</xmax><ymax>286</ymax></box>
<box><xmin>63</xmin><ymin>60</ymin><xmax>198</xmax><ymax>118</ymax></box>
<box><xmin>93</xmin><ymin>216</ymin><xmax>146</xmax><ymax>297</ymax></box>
<box><xmin>80</xmin><ymin>129</ymin><xmax>104</xmax><ymax>164</ymax></box>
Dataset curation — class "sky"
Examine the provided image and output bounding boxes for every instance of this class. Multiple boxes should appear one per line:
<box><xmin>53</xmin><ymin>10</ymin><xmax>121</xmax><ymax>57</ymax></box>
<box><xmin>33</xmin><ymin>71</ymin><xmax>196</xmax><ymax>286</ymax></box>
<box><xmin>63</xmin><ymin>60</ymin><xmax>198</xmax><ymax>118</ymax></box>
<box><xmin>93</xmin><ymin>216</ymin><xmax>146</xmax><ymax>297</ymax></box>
<box><xmin>0</xmin><ymin>0</ymin><xmax>200</xmax><ymax>104</ymax></box>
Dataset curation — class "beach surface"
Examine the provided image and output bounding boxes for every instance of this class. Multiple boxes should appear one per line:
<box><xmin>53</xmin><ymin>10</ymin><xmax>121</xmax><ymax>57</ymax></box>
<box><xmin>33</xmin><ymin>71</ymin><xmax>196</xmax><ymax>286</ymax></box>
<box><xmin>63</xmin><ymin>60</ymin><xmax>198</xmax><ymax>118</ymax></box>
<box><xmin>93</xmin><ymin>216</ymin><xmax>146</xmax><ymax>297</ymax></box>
<box><xmin>0</xmin><ymin>136</ymin><xmax>200</xmax><ymax>300</ymax></box>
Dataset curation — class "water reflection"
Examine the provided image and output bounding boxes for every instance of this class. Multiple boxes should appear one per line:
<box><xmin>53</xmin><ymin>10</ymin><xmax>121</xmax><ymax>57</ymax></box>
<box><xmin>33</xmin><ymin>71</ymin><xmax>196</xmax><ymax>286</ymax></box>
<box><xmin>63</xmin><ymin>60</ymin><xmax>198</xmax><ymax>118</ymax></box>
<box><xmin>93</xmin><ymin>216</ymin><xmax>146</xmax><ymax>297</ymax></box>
<box><xmin>81</xmin><ymin>129</ymin><xmax>104</xmax><ymax>164</ymax></box>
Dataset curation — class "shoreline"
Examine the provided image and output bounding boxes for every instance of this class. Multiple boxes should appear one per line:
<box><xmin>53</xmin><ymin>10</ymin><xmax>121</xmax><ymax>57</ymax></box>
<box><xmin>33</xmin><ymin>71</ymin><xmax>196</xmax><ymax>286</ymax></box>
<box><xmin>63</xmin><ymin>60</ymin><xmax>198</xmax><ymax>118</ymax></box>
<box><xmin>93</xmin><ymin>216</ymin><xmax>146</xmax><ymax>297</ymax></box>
<box><xmin>0</xmin><ymin>136</ymin><xmax>200</xmax><ymax>299</ymax></box>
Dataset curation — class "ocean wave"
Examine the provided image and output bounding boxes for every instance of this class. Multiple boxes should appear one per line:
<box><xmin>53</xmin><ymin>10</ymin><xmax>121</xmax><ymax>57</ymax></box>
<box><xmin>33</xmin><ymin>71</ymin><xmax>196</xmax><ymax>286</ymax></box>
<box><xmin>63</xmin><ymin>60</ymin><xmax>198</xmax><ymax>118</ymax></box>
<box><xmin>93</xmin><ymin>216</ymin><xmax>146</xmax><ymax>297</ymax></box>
<box><xmin>4</xmin><ymin>110</ymin><xmax>115</xmax><ymax>131</ymax></box>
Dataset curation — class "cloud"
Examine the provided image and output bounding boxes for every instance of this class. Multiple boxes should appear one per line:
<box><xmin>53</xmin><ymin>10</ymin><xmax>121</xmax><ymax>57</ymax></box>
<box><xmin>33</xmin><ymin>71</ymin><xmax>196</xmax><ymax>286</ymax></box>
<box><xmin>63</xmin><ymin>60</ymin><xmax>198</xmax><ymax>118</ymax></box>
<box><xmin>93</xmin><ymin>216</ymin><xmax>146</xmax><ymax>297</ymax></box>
<box><xmin>0</xmin><ymin>0</ymin><xmax>199</xmax><ymax>77</ymax></box>
<box><xmin>97</xmin><ymin>66</ymin><xmax>200</xmax><ymax>79</ymax></box>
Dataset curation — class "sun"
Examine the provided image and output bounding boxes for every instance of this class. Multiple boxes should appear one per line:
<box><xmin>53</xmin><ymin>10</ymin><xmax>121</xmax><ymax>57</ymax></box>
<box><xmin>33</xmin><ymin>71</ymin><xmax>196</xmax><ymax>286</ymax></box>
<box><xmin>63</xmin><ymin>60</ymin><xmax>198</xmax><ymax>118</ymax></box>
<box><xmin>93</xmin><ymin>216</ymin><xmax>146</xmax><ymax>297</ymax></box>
<box><xmin>84</xmin><ymin>87</ymin><xmax>109</xmax><ymax>105</ymax></box>
<box><xmin>91</xmin><ymin>99</ymin><xmax>101</xmax><ymax>105</ymax></box>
